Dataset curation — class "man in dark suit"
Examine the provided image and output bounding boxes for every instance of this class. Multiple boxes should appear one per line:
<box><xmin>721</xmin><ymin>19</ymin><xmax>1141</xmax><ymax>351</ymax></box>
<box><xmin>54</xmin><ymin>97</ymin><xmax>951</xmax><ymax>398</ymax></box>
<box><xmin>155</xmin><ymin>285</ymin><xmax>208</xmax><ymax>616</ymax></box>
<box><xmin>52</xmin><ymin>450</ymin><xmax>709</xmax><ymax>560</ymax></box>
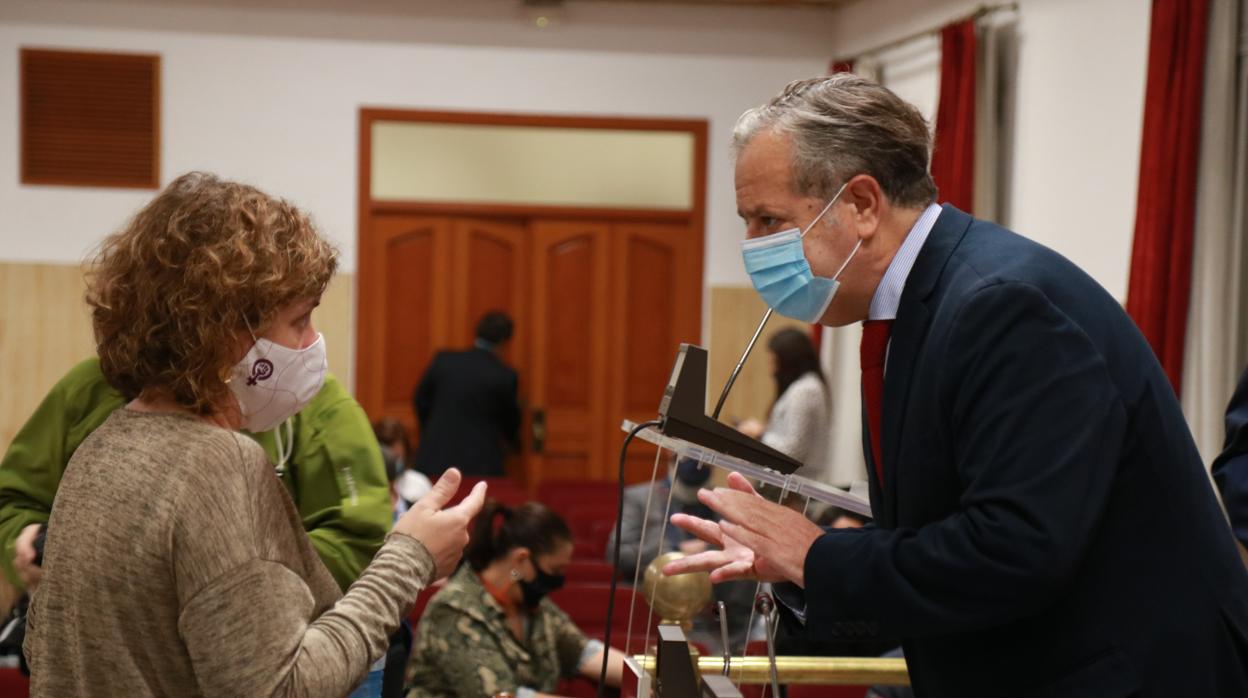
<box><xmin>1211</xmin><ymin>366</ymin><xmax>1248</xmax><ymax>561</ymax></box>
<box><xmin>412</xmin><ymin>312</ymin><xmax>521</xmax><ymax>477</ymax></box>
<box><xmin>666</xmin><ymin>75</ymin><xmax>1248</xmax><ymax>696</ymax></box>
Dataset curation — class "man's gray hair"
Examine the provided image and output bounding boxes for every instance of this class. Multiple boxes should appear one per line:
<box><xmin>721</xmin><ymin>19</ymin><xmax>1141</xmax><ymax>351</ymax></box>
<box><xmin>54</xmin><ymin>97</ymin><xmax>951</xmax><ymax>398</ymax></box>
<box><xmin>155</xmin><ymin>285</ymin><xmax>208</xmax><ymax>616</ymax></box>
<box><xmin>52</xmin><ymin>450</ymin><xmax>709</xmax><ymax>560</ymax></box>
<box><xmin>734</xmin><ymin>74</ymin><xmax>937</xmax><ymax>209</ymax></box>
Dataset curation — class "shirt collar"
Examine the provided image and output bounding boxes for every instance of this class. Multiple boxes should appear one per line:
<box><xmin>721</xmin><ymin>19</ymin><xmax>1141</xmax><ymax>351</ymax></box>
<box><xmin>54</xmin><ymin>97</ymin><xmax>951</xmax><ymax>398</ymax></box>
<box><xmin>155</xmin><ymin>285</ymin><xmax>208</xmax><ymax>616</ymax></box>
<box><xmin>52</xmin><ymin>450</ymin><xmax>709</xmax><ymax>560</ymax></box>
<box><xmin>867</xmin><ymin>203</ymin><xmax>943</xmax><ymax>321</ymax></box>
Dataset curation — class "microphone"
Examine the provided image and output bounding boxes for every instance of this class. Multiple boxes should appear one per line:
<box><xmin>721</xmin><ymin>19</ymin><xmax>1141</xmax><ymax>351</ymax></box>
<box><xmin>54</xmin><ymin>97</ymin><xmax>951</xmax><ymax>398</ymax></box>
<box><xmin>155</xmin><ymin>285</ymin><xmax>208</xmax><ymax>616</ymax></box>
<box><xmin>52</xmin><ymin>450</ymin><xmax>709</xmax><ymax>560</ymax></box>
<box><xmin>710</xmin><ymin>308</ymin><xmax>773</xmax><ymax>421</ymax></box>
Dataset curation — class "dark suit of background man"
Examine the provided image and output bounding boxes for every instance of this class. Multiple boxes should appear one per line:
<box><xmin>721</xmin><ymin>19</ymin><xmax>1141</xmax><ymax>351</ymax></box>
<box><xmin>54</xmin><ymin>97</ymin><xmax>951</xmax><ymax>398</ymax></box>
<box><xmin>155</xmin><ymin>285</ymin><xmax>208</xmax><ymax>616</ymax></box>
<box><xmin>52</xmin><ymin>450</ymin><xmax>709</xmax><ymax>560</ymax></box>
<box><xmin>665</xmin><ymin>74</ymin><xmax>1248</xmax><ymax>697</ymax></box>
<box><xmin>412</xmin><ymin>312</ymin><xmax>521</xmax><ymax>478</ymax></box>
<box><xmin>1211</xmin><ymin>365</ymin><xmax>1248</xmax><ymax>562</ymax></box>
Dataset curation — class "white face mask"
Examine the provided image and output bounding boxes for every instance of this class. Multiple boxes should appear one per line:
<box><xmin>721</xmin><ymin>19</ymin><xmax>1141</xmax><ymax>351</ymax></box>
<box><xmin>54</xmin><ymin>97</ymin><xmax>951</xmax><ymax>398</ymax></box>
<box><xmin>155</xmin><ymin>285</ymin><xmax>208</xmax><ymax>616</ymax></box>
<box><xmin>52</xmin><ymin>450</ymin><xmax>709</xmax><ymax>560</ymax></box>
<box><xmin>229</xmin><ymin>333</ymin><xmax>327</xmax><ymax>433</ymax></box>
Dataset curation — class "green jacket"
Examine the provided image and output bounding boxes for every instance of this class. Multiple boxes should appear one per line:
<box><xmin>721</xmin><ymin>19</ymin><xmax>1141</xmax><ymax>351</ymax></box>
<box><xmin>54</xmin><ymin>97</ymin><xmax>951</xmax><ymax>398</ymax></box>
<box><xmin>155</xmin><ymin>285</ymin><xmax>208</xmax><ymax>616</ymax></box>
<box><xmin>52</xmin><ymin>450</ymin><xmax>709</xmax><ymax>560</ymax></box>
<box><xmin>0</xmin><ymin>358</ymin><xmax>390</xmax><ymax>591</ymax></box>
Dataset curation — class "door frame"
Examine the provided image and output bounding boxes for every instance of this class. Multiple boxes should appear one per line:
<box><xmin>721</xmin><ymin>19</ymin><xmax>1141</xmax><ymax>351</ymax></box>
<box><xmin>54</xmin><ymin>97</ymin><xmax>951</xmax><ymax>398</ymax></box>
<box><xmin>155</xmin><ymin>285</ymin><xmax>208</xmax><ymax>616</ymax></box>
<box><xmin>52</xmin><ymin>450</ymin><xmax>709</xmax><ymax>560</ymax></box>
<box><xmin>356</xmin><ymin>107</ymin><xmax>708</xmax><ymax>474</ymax></box>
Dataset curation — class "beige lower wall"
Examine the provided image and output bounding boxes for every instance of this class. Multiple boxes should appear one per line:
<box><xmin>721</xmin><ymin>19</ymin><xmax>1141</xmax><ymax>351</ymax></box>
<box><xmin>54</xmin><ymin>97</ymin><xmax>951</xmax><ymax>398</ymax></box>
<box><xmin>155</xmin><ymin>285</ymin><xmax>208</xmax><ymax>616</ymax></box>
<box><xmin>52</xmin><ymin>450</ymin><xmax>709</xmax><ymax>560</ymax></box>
<box><xmin>0</xmin><ymin>263</ymin><xmax>96</xmax><ymax>452</ymax></box>
<box><xmin>317</xmin><ymin>274</ymin><xmax>356</xmax><ymax>396</ymax></box>
<box><xmin>706</xmin><ymin>286</ymin><xmax>809</xmax><ymax>426</ymax></box>
<box><xmin>0</xmin><ymin>262</ymin><xmax>355</xmax><ymax>454</ymax></box>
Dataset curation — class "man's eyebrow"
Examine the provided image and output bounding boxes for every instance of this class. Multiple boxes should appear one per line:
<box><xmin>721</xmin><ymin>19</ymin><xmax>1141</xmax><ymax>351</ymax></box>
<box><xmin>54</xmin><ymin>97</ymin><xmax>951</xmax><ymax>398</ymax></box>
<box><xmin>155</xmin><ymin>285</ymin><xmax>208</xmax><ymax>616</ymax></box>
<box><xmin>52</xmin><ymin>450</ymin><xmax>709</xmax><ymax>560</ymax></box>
<box><xmin>740</xmin><ymin>205</ymin><xmax>782</xmax><ymax>220</ymax></box>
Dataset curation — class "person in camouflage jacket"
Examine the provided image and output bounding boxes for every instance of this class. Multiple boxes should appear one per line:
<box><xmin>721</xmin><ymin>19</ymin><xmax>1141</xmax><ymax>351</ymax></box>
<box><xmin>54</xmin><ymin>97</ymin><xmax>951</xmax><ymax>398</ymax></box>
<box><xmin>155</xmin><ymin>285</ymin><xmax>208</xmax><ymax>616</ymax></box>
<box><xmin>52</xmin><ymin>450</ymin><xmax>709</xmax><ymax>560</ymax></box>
<box><xmin>406</xmin><ymin>501</ymin><xmax>625</xmax><ymax>698</ymax></box>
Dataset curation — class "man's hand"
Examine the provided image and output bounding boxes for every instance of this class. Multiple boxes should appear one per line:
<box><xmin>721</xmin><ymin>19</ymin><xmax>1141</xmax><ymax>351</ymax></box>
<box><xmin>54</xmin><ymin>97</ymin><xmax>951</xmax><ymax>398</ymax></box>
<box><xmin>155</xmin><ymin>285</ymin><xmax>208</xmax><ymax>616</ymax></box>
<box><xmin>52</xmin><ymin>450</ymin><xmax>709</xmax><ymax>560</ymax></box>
<box><xmin>663</xmin><ymin>472</ymin><xmax>823</xmax><ymax>587</ymax></box>
<box><xmin>14</xmin><ymin>523</ymin><xmax>44</xmax><ymax>591</ymax></box>
<box><xmin>394</xmin><ymin>468</ymin><xmax>487</xmax><ymax>579</ymax></box>
<box><xmin>677</xmin><ymin>538</ymin><xmax>708</xmax><ymax>555</ymax></box>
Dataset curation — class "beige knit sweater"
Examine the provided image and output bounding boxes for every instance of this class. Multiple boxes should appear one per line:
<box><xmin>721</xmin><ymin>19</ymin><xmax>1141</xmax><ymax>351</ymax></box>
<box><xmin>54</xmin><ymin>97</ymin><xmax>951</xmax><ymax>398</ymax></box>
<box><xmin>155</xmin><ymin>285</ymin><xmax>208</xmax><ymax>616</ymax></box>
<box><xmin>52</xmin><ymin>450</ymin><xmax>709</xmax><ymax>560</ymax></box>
<box><xmin>24</xmin><ymin>408</ymin><xmax>433</xmax><ymax>697</ymax></box>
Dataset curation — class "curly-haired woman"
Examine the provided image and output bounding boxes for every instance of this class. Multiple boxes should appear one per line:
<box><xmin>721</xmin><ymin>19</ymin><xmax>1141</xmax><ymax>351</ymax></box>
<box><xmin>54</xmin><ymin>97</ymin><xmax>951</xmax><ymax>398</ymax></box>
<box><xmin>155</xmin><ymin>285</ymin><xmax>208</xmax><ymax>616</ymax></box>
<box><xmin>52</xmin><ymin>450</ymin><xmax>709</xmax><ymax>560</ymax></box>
<box><xmin>23</xmin><ymin>172</ymin><xmax>486</xmax><ymax>697</ymax></box>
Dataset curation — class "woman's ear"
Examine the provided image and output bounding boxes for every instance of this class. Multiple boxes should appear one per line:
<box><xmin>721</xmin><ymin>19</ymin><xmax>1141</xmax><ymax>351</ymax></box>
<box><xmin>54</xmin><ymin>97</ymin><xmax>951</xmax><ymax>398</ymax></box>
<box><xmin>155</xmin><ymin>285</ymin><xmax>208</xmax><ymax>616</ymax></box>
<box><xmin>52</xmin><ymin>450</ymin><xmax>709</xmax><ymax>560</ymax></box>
<box><xmin>228</xmin><ymin>327</ymin><xmax>255</xmax><ymax>366</ymax></box>
<box><xmin>509</xmin><ymin>547</ymin><xmax>532</xmax><ymax>572</ymax></box>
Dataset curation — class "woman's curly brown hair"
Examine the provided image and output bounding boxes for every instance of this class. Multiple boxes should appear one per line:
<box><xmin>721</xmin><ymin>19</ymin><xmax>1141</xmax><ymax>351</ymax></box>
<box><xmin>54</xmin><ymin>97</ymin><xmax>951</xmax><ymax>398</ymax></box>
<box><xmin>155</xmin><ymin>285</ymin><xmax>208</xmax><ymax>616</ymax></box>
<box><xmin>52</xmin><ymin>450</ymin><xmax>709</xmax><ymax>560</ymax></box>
<box><xmin>87</xmin><ymin>172</ymin><xmax>338</xmax><ymax>415</ymax></box>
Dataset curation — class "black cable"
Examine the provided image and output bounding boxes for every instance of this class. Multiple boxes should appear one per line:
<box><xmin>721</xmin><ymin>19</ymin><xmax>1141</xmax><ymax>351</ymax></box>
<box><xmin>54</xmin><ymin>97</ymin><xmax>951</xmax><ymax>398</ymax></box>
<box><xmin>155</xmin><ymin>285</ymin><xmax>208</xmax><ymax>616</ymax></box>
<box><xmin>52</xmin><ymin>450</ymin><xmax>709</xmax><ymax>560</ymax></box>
<box><xmin>598</xmin><ymin>418</ymin><xmax>663</xmax><ymax>698</ymax></box>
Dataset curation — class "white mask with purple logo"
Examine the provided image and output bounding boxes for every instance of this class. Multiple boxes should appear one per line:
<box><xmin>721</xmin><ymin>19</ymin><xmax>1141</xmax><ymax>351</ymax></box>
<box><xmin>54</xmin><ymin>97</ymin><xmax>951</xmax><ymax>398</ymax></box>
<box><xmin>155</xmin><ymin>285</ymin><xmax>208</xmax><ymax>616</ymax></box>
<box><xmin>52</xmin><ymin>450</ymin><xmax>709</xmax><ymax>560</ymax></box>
<box><xmin>229</xmin><ymin>333</ymin><xmax>327</xmax><ymax>433</ymax></box>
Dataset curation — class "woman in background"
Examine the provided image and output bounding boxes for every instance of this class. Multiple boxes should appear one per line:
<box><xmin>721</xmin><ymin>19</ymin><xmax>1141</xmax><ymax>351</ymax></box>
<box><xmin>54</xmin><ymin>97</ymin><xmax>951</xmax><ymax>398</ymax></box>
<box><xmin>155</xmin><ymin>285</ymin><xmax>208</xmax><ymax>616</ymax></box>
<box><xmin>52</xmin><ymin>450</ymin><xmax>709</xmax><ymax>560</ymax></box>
<box><xmin>407</xmin><ymin>501</ymin><xmax>626</xmax><ymax>698</ymax></box>
<box><xmin>739</xmin><ymin>327</ymin><xmax>831</xmax><ymax>479</ymax></box>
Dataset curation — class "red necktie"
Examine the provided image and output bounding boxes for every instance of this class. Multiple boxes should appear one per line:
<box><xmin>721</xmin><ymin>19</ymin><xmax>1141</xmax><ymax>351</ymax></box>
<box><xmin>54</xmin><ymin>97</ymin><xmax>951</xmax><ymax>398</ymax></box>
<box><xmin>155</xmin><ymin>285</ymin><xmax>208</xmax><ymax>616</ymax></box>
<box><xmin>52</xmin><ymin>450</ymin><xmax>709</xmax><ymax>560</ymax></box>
<box><xmin>860</xmin><ymin>320</ymin><xmax>894</xmax><ymax>487</ymax></box>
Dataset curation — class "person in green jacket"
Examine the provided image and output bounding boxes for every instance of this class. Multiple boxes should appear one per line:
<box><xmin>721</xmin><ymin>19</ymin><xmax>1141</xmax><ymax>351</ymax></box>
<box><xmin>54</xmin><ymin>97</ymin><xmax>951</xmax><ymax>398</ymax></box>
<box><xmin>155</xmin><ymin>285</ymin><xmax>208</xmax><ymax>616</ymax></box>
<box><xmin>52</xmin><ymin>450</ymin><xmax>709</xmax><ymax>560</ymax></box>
<box><xmin>0</xmin><ymin>356</ymin><xmax>391</xmax><ymax>593</ymax></box>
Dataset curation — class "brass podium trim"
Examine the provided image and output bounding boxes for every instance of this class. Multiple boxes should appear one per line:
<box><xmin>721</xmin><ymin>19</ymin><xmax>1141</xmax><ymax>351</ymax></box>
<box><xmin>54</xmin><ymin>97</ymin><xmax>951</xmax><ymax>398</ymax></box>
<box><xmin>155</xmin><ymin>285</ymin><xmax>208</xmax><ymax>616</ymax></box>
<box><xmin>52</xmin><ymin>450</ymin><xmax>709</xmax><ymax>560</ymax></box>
<box><xmin>634</xmin><ymin>656</ymin><xmax>910</xmax><ymax>686</ymax></box>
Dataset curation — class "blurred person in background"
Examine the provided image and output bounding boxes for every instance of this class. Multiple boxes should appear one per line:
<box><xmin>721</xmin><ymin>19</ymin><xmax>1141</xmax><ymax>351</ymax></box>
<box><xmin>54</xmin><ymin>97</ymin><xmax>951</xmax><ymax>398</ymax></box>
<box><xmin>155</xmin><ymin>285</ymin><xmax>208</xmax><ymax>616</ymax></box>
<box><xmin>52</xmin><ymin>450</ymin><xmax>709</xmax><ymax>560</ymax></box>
<box><xmin>738</xmin><ymin>328</ymin><xmax>831</xmax><ymax>481</ymax></box>
<box><xmin>412</xmin><ymin>312</ymin><xmax>522</xmax><ymax>478</ymax></box>
<box><xmin>408</xmin><ymin>501</ymin><xmax>626</xmax><ymax>698</ymax></box>
<box><xmin>374</xmin><ymin>417</ymin><xmax>432</xmax><ymax>521</ymax></box>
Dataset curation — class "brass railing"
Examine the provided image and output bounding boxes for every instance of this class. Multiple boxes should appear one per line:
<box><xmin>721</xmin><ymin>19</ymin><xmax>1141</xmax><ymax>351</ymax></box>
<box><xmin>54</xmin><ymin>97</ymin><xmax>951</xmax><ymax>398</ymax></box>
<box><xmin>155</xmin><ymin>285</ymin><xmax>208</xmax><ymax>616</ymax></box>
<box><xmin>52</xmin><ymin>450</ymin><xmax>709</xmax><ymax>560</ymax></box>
<box><xmin>633</xmin><ymin>656</ymin><xmax>910</xmax><ymax>686</ymax></box>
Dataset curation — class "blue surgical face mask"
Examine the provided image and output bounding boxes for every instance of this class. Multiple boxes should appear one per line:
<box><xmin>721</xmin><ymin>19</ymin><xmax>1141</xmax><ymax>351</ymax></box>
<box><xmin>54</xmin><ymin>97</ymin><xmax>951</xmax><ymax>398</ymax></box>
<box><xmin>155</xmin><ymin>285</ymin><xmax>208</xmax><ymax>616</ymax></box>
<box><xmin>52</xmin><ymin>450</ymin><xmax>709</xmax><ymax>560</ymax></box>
<box><xmin>740</xmin><ymin>182</ymin><xmax>861</xmax><ymax>323</ymax></box>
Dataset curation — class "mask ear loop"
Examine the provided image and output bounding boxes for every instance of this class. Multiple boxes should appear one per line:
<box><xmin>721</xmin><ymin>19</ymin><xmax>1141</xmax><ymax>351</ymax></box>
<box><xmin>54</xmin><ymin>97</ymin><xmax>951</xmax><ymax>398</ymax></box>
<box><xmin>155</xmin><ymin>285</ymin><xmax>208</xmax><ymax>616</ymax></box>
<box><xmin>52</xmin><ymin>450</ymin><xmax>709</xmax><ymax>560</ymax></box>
<box><xmin>831</xmin><ymin>239</ymin><xmax>864</xmax><ymax>280</ymax></box>
<box><xmin>273</xmin><ymin>419</ymin><xmax>294</xmax><ymax>476</ymax></box>
<box><xmin>799</xmin><ymin>180</ymin><xmax>851</xmax><ymax>238</ymax></box>
<box><xmin>799</xmin><ymin>180</ymin><xmax>862</xmax><ymax>283</ymax></box>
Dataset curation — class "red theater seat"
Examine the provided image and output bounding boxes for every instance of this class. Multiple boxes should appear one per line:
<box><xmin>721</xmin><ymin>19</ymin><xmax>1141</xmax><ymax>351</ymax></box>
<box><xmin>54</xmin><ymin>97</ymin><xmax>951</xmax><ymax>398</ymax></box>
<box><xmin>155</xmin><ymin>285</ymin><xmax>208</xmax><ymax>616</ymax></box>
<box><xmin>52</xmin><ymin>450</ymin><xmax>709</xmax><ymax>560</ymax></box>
<box><xmin>552</xmin><ymin>583</ymin><xmax>655</xmax><ymax>654</ymax></box>
<box><xmin>407</xmin><ymin>581</ymin><xmax>446</xmax><ymax>628</ymax></box>
<box><xmin>566</xmin><ymin>560</ymin><xmax>616</xmax><ymax>584</ymax></box>
<box><xmin>538</xmin><ymin>480</ymin><xmax>619</xmax><ymax>513</ymax></box>
<box><xmin>536</xmin><ymin>480</ymin><xmax>623</xmax><ymax>559</ymax></box>
<box><xmin>448</xmin><ymin>476</ymin><xmax>527</xmax><ymax>508</ymax></box>
<box><xmin>556</xmin><ymin>676</ymin><xmax>620</xmax><ymax>698</ymax></box>
<box><xmin>0</xmin><ymin>668</ymin><xmax>29</xmax><ymax>697</ymax></box>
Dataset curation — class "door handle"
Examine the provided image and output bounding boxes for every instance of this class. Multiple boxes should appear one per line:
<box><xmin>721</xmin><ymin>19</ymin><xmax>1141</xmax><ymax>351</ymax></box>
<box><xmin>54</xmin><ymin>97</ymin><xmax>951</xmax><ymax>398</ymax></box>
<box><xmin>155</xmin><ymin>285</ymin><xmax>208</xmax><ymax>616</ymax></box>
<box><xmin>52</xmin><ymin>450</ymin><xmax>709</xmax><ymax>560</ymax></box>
<box><xmin>531</xmin><ymin>408</ymin><xmax>546</xmax><ymax>454</ymax></box>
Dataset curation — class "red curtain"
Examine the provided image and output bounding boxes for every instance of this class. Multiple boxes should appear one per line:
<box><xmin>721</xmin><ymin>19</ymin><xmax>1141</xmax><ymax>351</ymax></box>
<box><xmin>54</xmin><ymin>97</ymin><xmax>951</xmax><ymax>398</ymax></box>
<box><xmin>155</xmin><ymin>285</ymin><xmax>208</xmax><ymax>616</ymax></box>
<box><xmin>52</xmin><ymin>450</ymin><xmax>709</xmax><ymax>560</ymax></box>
<box><xmin>930</xmin><ymin>19</ymin><xmax>977</xmax><ymax>214</ymax></box>
<box><xmin>828</xmin><ymin>59</ymin><xmax>855</xmax><ymax>75</ymax></box>
<box><xmin>1125</xmin><ymin>0</ymin><xmax>1210</xmax><ymax>397</ymax></box>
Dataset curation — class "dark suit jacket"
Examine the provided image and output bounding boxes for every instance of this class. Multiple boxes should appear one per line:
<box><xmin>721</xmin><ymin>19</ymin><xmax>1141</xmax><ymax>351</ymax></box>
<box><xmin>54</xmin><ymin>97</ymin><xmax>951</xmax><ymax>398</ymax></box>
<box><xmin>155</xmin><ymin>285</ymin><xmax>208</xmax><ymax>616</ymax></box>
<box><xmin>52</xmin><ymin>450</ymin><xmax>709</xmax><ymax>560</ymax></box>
<box><xmin>1212</xmin><ymin>366</ymin><xmax>1248</xmax><ymax>550</ymax></box>
<box><xmin>412</xmin><ymin>348</ymin><xmax>521</xmax><ymax>477</ymax></box>
<box><xmin>799</xmin><ymin>206</ymin><xmax>1248</xmax><ymax>697</ymax></box>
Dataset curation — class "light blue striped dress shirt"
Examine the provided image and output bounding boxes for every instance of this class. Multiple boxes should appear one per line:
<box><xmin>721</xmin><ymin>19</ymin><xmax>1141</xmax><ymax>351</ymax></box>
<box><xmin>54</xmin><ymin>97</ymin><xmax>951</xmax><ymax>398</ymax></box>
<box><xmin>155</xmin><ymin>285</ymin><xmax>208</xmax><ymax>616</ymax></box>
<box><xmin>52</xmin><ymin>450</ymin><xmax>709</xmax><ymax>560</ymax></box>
<box><xmin>867</xmin><ymin>203</ymin><xmax>944</xmax><ymax>321</ymax></box>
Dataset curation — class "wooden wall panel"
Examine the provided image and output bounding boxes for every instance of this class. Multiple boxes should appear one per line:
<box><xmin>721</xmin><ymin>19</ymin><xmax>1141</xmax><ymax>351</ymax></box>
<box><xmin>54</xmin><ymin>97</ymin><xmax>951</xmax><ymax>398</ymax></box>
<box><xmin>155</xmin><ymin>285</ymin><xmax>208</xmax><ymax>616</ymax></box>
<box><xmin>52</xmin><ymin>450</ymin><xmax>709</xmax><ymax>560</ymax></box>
<box><xmin>707</xmin><ymin>286</ymin><xmax>808</xmax><ymax>427</ymax></box>
<box><xmin>451</xmin><ymin>219</ymin><xmax>528</xmax><ymax>369</ymax></box>
<box><xmin>357</xmin><ymin>214</ymin><xmax>453</xmax><ymax>431</ymax></box>
<box><xmin>313</xmin><ymin>273</ymin><xmax>355</xmax><ymax>394</ymax></box>
<box><xmin>608</xmin><ymin>223</ymin><xmax>702</xmax><ymax>483</ymax></box>
<box><xmin>0</xmin><ymin>263</ymin><xmax>96</xmax><ymax>453</ymax></box>
<box><xmin>383</xmin><ymin>230</ymin><xmax>437</xmax><ymax>406</ymax></box>
<box><xmin>529</xmin><ymin>221</ymin><xmax>611</xmax><ymax>485</ymax></box>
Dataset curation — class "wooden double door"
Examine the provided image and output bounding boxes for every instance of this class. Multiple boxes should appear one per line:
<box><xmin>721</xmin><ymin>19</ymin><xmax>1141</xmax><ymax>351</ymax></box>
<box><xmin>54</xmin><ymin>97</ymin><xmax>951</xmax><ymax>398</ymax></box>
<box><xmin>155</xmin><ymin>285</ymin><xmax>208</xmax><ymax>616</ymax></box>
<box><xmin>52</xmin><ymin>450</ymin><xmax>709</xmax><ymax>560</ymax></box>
<box><xmin>357</xmin><ymin>214</ymin><xmax>701</xmax><ymax>486</ymax></box>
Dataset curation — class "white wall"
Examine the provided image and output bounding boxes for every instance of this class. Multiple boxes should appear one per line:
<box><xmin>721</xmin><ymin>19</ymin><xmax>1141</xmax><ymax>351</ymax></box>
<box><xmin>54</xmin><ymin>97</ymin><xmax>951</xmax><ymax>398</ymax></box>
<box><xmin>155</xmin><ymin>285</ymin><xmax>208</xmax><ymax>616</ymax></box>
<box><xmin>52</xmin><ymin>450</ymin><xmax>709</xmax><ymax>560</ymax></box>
<box><xmin>0</xmin><ymin>0</ymin><xmax>1153</xmax><ymax>295</ymax></box>
<box><xmin>0</xmin><ymin>0</ymin><xmax>836</xmax><ymax>284</ymax></box>
<box><xmin>828</xmin><ymin>0</ymin><xmax>1151</xmax><ymax>300</ymax></box>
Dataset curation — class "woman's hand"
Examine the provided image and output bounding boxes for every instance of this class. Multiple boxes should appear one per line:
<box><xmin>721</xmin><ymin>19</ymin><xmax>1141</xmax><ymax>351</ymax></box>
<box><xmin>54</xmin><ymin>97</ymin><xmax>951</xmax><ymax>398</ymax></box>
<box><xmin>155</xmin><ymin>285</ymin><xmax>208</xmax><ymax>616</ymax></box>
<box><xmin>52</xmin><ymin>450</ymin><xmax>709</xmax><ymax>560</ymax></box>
<box><xmin>394</xmin><ymin>468</ymin><xmax>487</xmax><ymax>579</ymax></box>
<box><xmin>578</xmin><ymin>646</ymin><xmax>626</xmax><ymax>688</ymax></box>
<box><xmin>14</xmin><ymin>523</ymin><xmax>44</xmax><ymax>591</ymax></box>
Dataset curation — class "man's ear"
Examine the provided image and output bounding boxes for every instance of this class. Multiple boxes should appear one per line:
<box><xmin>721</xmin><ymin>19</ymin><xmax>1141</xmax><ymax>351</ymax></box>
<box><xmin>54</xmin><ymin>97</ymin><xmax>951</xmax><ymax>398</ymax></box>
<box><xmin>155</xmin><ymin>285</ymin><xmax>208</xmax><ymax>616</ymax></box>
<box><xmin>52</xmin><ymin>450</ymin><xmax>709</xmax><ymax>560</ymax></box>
<box><xmin>843</xmin><ymin>174</ymin><xmax>885</xmax><ymax>241</ymax></box>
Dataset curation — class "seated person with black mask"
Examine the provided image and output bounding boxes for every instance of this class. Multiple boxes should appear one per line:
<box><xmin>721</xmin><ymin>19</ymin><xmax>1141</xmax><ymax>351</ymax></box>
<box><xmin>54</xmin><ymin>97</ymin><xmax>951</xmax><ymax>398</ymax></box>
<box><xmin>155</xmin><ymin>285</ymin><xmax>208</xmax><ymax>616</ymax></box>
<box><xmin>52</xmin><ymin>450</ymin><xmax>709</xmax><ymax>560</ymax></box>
<box><xmin>407</xmin><ymin>501</ymin><xmax>627</xmax><ymax>698</ymax></box>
